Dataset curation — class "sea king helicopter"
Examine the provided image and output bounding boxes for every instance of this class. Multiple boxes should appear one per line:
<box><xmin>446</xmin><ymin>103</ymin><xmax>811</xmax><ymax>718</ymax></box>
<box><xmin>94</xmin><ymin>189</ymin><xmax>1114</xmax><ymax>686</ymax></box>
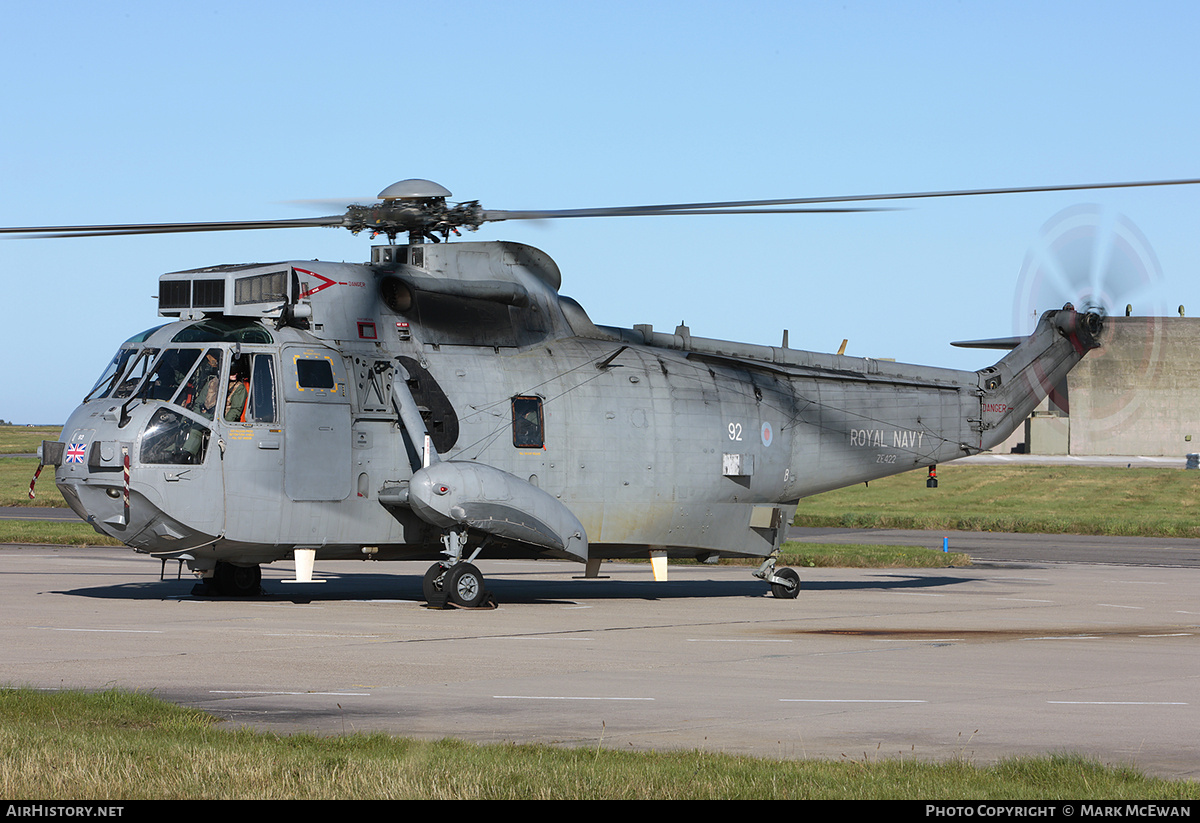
<box><xmin>8</xmin><ymin>177</ymin><xmax>1195</xmax><ymax>607</ymax></box>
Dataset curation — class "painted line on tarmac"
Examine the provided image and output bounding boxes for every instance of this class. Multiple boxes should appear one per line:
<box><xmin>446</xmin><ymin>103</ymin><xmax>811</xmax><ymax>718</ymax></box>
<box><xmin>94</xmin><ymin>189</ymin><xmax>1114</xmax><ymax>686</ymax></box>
<box><xmin>780</xmin><ymin>699</ymin><xmax>928</xmax><ymax>703</ymax></box>
<box><xmin>32</xmin><ymin>626</ymin><xmax>162</xmax><ymax>633</ymax></box>
<box><xmin>687</xmin><ymin>638</ymin><xmax>793</xmax><ymax>643</ymax></box>
<box><xmin>493</xmin><ymin>695</ymin><xmax>655</xmax><ymax>701</ymax></box>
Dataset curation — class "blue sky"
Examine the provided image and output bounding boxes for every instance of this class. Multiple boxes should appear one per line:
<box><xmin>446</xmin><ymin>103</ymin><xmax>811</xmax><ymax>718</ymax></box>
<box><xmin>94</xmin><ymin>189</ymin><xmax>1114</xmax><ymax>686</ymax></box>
<box><xmin>3</xmin><ymin>1</ymin><xmax>1198</xmax><ymax>424</ymax></box>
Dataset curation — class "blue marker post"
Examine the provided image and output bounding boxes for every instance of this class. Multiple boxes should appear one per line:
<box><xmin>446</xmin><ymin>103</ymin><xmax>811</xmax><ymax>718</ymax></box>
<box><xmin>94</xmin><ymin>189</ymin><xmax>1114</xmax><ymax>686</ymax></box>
<box><xmin>942</xmin><ymin>536</ymin><xmax>949</xmax><ymax>553</ymax></box>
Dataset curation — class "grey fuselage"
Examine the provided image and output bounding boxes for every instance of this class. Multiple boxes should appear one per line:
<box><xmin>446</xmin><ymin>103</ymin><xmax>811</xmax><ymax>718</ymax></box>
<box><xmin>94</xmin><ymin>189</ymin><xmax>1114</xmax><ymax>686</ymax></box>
<box><xmin>51</xmin><ymin>241</ymin><xmax>1099</xmax><ymax>573</ymax></box>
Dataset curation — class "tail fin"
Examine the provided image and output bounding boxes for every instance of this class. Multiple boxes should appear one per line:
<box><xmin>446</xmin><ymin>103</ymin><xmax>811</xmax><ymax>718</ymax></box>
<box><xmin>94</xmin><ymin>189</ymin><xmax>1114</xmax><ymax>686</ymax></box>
<box><xmin>975</xmin><ymin>305</ymin><xmax>1102</xmax><ymax>451</ymax></box>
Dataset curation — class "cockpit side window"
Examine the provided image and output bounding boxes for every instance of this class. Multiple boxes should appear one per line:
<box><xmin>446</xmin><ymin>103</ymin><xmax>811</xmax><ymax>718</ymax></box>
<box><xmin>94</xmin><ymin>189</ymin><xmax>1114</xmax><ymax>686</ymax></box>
<box><xmin>224</xmin><ymin>355</ymin><xmax>251</xmax><ymax>423</ymax></box>
<box><xmin>249</xmin><ymin>354</ymin><xmax>276</xmax><ymax>423</ymax></box>
<box><xmin>180</xmin><ymin>349</ymin><xmax>223</xmax><ymax>421</ymax></box>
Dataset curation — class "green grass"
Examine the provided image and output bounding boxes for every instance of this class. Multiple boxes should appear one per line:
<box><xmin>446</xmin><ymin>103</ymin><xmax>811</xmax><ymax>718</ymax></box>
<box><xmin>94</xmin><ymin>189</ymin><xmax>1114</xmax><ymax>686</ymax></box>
<box><xmin>0</xmin><ymin>520</ymin><xmax>122</xmax><ymax>547</ymax></box>
<box><xmin>2</xmin><ymin>457</ymin><xmax>66</xmax><ymax>507</ymax></box>
<box><xmin>795</xmin><ymin>464</ymin><xmax>1200</xmax><ymax>537</ymax></box>
<box><xmin>707</xmin><ymin>541</ymin><xmax>969</xmax><ymax>568</ymax></box>
<box><xmin>0</xmin><ymin>425</ymin><xmax>61</xmax><ymax>454</ymax></box>
<box><xmin>777</xmin><ymin>541</ymin><xmax>970</xmax><ymax>568</ymax></box>
<box><xmin>0</xmin><ymin>434</ymin><xmax>123</xmax><ymax>547</ymax></box>
<box><xmin>0</xmin><ymin>688</ymin><xmax>1194</xmax><ymax>800</ymax></box>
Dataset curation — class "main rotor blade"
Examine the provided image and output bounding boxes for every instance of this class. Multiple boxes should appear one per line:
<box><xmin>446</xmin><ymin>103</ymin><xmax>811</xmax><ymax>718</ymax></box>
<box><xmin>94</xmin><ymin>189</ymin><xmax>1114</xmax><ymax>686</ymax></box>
<box><xmin>0</xmin><ymin>216</ymin><xmax>347</xmax><ymax>238</ymax></box>
<box><xmin>4</xmin><ymin>177</ymin><xmax>1197</xmax><ymax>239</ymax></box>
<box><xmin>484</xmin><ymin>177</ymin><xmax>1200</xmax><ymax>222</ymax></box>
<box><xmin>480</xmin><ymin>206</ymin><xmax>892</xmax><ymax>221</ymax></box>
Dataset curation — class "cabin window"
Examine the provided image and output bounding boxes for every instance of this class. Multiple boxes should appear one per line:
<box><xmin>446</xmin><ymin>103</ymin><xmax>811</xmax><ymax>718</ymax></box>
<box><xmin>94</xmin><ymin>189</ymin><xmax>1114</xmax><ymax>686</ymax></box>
<box><xmin>512</xmin><ymin>396</ymin><xmax>544</xmax><ymax>448</ymax></box>
<box><xmin>296</xmin><ymin>358</ymin><xmax>335</xmax><ymax>390</ymax></box>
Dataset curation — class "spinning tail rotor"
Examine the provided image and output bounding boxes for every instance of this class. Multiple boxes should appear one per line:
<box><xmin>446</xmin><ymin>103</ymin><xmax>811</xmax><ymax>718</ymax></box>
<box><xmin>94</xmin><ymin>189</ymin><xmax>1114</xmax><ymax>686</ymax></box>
<box><xmin>1012</xmin><ymin>204</ymin><xmax>1166</xmax><ymax>335</ymax></box>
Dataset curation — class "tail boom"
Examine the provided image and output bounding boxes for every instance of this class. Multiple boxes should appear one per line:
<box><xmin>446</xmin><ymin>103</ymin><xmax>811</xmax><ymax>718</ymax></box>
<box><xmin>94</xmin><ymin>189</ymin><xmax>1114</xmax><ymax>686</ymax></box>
<box><xmin>976</xmin><ymin>304</ymin><xmax>1103</xmax><ymax>451</ymax></box>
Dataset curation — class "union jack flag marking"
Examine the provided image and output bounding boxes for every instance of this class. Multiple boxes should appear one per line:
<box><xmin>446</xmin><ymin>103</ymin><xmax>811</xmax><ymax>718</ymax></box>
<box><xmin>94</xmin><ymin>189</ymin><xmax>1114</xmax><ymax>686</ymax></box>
<box><xmin>65</xmin><ymin>442</ymin><xmax>87</xmax><ymax>464</ymax></box>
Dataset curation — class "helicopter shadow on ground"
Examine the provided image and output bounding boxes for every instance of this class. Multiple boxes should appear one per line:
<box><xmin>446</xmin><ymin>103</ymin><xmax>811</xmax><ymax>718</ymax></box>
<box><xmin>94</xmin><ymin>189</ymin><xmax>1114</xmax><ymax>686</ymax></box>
<box><xmin>478</xmin><ymin>570</ymin><xmax>977</xmax><ymax>605</ymax></box>
<box><xmin>52</xmin><ymin>568</ymin><xmax>978</xmax><ymax>605</ymax></box>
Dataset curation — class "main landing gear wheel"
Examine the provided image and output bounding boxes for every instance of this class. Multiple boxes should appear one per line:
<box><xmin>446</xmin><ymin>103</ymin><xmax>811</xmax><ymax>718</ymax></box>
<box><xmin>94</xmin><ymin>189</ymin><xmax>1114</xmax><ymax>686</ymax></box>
<box><xmin>770</xmin><ymin>567</ymin><xmax>800</xmax><ymax>599</ymax></box>
<box><xmin>422</xmin><ymin>561</ymin><xmax>493</xmax><ymax>609</ymax></box>
<box><xmin>445</xmin><ymin>562</ymin><xmax>488</xmax><ymax>608</ymax></box>
<box><xmin>423</xmin><ymin>562</ymin><xmax>450</xmax><ymax>608</ymax></box>
<box><xmin>213</xmin><ymin>562</ymin><xmax>262</xmax><ymax>597</ymax></box>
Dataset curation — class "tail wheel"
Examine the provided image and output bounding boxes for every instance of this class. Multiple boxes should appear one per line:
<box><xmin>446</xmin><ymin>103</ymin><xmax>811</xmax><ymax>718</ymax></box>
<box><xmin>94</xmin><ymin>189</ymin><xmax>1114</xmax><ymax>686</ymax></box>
<box><xmin>770</xmin><ymin>567</ymin><xmax>800</xmax><ymax>599</ymax></box>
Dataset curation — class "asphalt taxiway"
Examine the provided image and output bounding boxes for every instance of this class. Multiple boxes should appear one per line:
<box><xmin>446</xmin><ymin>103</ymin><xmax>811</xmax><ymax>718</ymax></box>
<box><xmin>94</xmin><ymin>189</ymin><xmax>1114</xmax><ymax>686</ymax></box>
<box><xmin>1</xmin><ymin>543</ymin><xmax>1196</xmax><ymax>779</ymax></box>
<box><xmin>787</xmin><ymin>526</ymin><xmax>1200</xmax><ymax>567</ymax></box>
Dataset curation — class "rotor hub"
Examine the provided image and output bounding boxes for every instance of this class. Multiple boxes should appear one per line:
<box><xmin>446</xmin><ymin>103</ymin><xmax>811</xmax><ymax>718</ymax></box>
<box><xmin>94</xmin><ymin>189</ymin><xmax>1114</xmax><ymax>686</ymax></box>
<box><xmin>377</xmin><ymin>179</ymin><xmax>453</xmax><ymax>201</ymax></box>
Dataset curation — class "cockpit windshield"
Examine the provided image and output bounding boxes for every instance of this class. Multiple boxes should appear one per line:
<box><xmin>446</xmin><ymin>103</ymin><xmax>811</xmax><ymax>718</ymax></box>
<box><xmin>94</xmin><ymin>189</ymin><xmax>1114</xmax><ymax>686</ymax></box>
<box><xmin>111</xmin><ymin>349</ymin><xmax>160</xmax><ymax>399</ymax></box>
<box><xmin>83</xmin><ymin>325</ymin><xmax>166</xmax><ymax>402</ymax></box>
<box><xmin>136</xmin><ymin>348</ymin><xmax>204</xmax><ymax>404</ymax></box>
<box><xmin>83</xmin><ymin>319</ymin><xmax>278</xmax><ymax>462</ymax></box>
<box><xmin>84</xmin><ymin>348</ymin><xmax>139</xmax><ymax>402</ymax></box>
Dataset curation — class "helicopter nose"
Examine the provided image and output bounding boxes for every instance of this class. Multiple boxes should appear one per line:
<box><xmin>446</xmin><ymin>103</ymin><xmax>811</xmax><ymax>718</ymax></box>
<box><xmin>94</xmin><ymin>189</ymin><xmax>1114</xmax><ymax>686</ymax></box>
<box><xmin>52</xmin><ymin>403</ymin><xmax>223</xmax><ymax>554</ymax></box>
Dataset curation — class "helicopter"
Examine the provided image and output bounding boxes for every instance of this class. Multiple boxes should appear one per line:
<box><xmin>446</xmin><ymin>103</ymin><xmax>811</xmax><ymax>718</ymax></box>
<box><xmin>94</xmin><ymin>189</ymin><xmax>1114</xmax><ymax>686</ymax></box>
<box><xmin>7</xmin><ymin>177</ymin><xmax>1194</xmax><ymax>607</ymax></box>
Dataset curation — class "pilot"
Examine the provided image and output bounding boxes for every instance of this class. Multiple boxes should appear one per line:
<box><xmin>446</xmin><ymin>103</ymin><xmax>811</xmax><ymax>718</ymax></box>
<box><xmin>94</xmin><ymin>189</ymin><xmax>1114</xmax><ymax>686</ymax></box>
<box><xmin>182</xmin><ymin>350</ymin><xmax>222</xmax><ymax>462</ymax></box>
<box><xmin>188</xmin><ymin>351</ymin><xmax>222</xmax><ymax>419</ymax></box>
<box><xmin>225</xmin><ymin>362</ymin><xmax>250</xmax><ymax>422</ymax></box>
